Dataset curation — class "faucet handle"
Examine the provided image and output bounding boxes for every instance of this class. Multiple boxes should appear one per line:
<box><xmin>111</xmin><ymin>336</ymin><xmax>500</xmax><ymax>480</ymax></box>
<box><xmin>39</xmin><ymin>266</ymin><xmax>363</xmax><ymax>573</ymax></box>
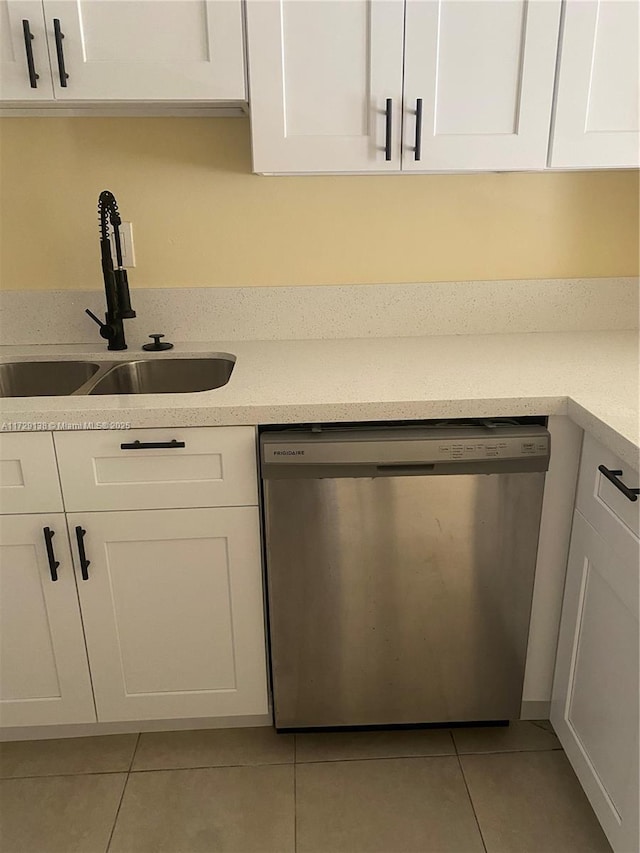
<box><xmin>85</xmin><ymin>308</ymin><xmax>114</xmax><ymax>341</ymax></box>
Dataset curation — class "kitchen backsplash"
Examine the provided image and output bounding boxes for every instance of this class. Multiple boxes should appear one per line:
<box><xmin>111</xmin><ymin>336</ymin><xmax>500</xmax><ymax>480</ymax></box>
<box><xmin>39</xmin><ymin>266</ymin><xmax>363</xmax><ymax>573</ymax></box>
<box><xmin>1</xmin><ymin>278</ymin><xmax>637</xmax><ymax>346</ymax></box>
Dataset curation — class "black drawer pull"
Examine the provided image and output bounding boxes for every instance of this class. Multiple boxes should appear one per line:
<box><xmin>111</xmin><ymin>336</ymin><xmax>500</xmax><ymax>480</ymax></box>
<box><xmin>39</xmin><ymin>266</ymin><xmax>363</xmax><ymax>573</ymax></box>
<box><xmin>75</xmin><ymin>526</ymin><xmax>90</xmax><ymax>580</ymax></box>
<box><xmin>385</xmin><ymin>98</ymin><xmax>392</xmax><ymax>161</ymax></box>
<box><xmin>53</xmin><ymin>18</ymin><xmax>68</xmax><ymax>87</ymax></box>
<box><xmin>43</xmin><ymin>527</ymin><xmax>59</xmax><ymax>582</ymax></box>
<box><xmin>22</xmin><ymin>20</ymin><xmax>39</xmax><ymax>88</ymax></box>
<box><xmin>598</xmin><ymin>465</ymin><xmax>640</xmax><ymax>502</ymax></box>
<box><xmin>120</xmin><ymin>439</ymin><xmax>185</xmax><ymax>450</ymax></box>
<box><xmin>414</xmin><ymin>98</ymin><xmax>423</xmax><ymax>161</ymax></box>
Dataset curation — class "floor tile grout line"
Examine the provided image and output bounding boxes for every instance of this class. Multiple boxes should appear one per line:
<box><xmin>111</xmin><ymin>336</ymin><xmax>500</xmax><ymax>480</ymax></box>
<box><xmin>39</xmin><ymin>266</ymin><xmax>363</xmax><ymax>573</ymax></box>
<box><xmin>450</xmin><ymin>728</ymin><xmax>459</xmax><ymax>756</ymax></box>
<box><xmin>128</xmin><ymin>732</ymin><xmax>141</xmax><ymax>773</ymax></box>
<box><xmin>128</xmin><ymin>759</ymin><xmax>295</xmax><ymax>774</ymax></box>
<box><xmin>0</xmin><ymin>746</ymin><xmax>562</xmax><ymax>781</ymax></box>
<box><xmin>456</xmin><ymin>752</ymin><xmax>489</xmax><ymax>853</ymax></box>
<box><xmin>0</xmin><ymin>769</ymin><xmax>137</xmax><ymax>780</ymax></box>
<box><xmin>104</xmin><ymin>772</ymin><xmax>131</xmax><ymax>853</ymax></box>
<box><xmin>104</xmin><ymin>733</ymin><xmax>139</xmax><ymax>853</ymax></box>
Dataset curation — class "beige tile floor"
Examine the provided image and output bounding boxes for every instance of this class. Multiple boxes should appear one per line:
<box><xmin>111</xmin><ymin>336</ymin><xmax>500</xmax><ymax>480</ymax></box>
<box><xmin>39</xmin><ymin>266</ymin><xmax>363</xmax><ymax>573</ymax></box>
<box><xmin>0</xmin><ymin>722</ymin><xmax>611</xmax><ymax>853</ymax></box>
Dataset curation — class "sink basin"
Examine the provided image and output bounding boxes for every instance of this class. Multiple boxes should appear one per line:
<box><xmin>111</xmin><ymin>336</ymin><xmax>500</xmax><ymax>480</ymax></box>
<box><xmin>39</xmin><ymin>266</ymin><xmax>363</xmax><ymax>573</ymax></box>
<box><xmin>88</xmin><ymin>357</ymin><xmax>235</xmax><ymax>395</ymax></box>
<box><xmin>0</xmin><ymin>361</ymin><xmax>101</xmax><ymax>397</ymax></box>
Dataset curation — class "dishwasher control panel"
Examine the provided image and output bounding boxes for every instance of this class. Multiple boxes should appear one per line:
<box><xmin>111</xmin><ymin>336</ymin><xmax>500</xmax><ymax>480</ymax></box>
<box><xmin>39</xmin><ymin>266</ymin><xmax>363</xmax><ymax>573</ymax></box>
<box><xmin>437</xmin><ymin>437</ymin><xmax>549</xmax><ymax>461</ymax></box>
<box><xmin>262</xmin><ymin>425</ymin><xmax>550</xmax><ymax>471</ymax></box>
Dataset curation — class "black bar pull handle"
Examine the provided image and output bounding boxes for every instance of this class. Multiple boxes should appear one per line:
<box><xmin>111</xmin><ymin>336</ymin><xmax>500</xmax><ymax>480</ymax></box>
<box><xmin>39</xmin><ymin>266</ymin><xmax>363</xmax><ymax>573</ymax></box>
<box><xmin>75</xmin><ymin>526</ymin><xmax>90</xmax><ymax>580</ymax></box>
<box><xmin>376</xmin><ymin>463</ymin><xmax>435</xmax><ymax>476</ymax></box>
<box><xmin>43</xmin><ymin>527</ymin><xmax>59</xmax><ymax>582</ymax></box>
<box><xmin>598</xmin><ymin>465</ymin><xmax>640</xmax><ymax>502</ymax></box>
<box><xmin>22</xmin><ymin>20</ymin><xmax>39</xmax><ymax>88</ymax></box>
<box><xmin>414</xmin><ymin>98</ymin><xmax>423</xmax><ymax>161</ymax></box>
<box><xmin>53</xmin><ymin>18</ymin><xmax>68</xmax><ymax>87</ymax></box>
<box><xmin>120</xmin><ymin>439</ymin><xmax>186</xmax><ymax>450</ymax></box>
<box><xmin>385</xmin><ymin>98</ymin><xmax>392</xmax><ymax>161</ymax></box>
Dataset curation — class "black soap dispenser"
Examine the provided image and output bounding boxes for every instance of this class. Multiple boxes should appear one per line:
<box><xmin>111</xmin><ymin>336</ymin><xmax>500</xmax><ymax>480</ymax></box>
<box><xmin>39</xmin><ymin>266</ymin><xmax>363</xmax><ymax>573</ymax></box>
<box><xmin>142</xmin><ymin>334</ymin><xmax>174</xmax><ymax>351</ymax></box>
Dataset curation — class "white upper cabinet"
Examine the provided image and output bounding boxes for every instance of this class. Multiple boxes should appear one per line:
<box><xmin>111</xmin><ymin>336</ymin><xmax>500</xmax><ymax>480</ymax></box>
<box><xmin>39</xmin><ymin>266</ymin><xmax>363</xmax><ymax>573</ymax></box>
<box><xmin>247</xmin><ymin>0</ymin><xmax>562</xmax><ymax>173</ymax></box>
<box><xmin>1</xmin><ymin>0</ymin><xmax>245</xmax><ymax>101</ymax></box>
<box><xmin>550</xmin><ymin>0</ymin><xmax>640</xmax><ymax>168</ymax></box>
<box><xmin>246</xmin><ymin>0</ymin><xmax>405</xmax><ymax>173</ymax></box>
<box><xmin>402</xmin><ymin>0</ymin><xmax>562</xmax><ymax>171</ymax></box>
<box><xmin>0</xmin><ymin>0</ymin><xmax>51</xmax><ymax>99</ymax></box>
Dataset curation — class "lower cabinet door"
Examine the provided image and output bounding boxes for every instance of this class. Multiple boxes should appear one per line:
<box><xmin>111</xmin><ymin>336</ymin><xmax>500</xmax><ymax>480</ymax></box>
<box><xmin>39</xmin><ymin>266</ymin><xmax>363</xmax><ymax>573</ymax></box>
<box><xmin>0</xmin><ymin>514</ymin><xmax>96</xmax><ymax>727</ymax></box>
<box><xmin>551</xmin><ymin>510</ymin><xmax>639</xmax><ymax>852</ymax></box>
<box><xmin>67</xmin><ymin>507</ymin><xmax>269</xmax><ymax>722</ymax></box>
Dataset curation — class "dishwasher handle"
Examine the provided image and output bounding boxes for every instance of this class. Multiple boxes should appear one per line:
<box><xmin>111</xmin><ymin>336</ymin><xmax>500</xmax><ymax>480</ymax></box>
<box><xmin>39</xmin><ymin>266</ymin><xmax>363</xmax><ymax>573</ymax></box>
<box><xmin>376</xmin><ymin>464</ymin><xmax>435</xmax><ymax>476</ymax></box>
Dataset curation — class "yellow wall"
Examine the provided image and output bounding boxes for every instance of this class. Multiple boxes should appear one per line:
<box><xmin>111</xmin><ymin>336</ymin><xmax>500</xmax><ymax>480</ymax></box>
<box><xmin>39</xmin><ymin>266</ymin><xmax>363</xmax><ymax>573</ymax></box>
<box><xmin>0</xmin><ymin>117</ymin><xmax>638</xmax><ymax>291</ymax></box>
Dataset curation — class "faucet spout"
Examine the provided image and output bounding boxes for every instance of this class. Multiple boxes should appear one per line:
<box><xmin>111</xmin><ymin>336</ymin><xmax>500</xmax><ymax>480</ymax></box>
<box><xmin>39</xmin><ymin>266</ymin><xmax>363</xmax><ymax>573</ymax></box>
<box><xmin>87</xmin><ymin>190</ymin><xmax>136</xmax><ymax>351</ymax></box>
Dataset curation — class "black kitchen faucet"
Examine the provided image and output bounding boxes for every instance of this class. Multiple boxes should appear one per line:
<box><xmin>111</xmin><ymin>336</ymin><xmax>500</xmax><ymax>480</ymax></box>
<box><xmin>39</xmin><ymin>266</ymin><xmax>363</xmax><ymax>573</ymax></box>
<box><xmin>85</xmin><ymin>190</ymin><xmax>136</xmax><ymax>351</ymax></box>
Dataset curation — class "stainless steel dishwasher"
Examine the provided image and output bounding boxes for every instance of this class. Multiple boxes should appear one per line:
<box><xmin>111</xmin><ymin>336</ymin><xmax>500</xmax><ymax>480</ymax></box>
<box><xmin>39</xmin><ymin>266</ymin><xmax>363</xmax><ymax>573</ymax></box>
<box><xmin>261</xmin><ymin>420</ymin><xmax>550</xmax><ymax>731</ymax></box>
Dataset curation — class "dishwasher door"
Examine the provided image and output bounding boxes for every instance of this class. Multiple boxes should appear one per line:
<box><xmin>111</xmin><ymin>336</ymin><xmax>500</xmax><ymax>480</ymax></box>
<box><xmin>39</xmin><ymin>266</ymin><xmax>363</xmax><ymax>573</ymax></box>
<box><xmin>262</xmin><ymin>428</ymin><xmax>548</xmax><ymax>730</ymax></box>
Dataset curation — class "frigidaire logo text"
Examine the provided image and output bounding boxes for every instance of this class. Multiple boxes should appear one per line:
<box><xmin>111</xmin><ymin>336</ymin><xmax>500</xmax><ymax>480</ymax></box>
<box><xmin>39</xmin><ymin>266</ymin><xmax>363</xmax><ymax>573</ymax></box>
<box><xmin>274</xmin><ymin>450</ymin><xmax>305</xmax><ymax>456</ymax></box>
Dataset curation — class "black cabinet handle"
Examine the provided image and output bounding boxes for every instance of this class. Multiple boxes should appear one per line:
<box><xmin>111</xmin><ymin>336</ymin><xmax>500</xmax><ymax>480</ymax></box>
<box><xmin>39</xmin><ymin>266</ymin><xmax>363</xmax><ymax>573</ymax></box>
<box><xmin>385</xmin><ymin>98</ymin><xmax>392</xmax><ymax>161</ymax></box>
<box><xmin>120</xmin><ymin>439</ymin><xmax>185</xmax><ymax>450</ymax></box>
<box><xmin>53</xmin><ymin>18</ymin><xmax>68</xmax><ymax>87</ymax></box>
<box><xmin>598</xmin><ymin>465</ymin><xmax>640</xmax><ymax>502</ymax></box>
<box><xmin>22</xmin><ymin>20</ymin><xmax>39</xmax><ymax>88</ymax></box>
<box><xmin>414</xmin><ymin>98</ymin><xmax>423</xmax><ymax>161</ymax></box>
<box><xmin>43</xmin><ymin>527</ymin><xmax>59</xmax><ymax>582</ymax></box>
<box><xmin>75</xmin><ymin>526</ymin><xmax>90</xmax><ymax>580</ymax></box>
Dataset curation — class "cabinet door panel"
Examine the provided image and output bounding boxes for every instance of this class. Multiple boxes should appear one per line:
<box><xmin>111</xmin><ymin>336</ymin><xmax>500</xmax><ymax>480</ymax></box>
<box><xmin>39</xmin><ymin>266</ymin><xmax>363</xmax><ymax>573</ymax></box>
<box><xmin>69</xmin><ymin>508</ymin><xmax>268</xmax><ymax>722</ymax></box>
<box><xmin>551</xmin><ymin>510</ymin><xmax>639</xmax><ymax>852</ymax></box>
<box><xmin>403</xmin><ymin>0</ymin><xmax>561</xmax><ymax>170</ymax></box>
<box><xmin>0</xmin><ymin>0</ymin><xmax>53</xmax><ymax>100</ymax></box>
<box><xmin>0</xmin><ymin>514</ymin><xmax>96</xmax><ymax>727</ymax></box>
<box><xmin>0</xmin><ymin>432</ymin><xmax>63</xmax><ymax>515</ymax></box>
<box><xmin>550</xmin><ymin>0</ymin><xmax>640</xmax><ymax>168</ymax></box>
<box><xmin>247</xmin><ymin>0</ymin><xmax>404</xmax><ymax>172</ymax></box>
<box><xmin>42</xmin><ymin>0</ymin><xmax>245</xmax><ymax>100</ymax></box>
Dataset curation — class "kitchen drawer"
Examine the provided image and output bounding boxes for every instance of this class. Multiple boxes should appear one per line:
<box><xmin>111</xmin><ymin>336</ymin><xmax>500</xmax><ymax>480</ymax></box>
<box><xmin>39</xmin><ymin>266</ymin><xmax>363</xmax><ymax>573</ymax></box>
<box><xmin>576</xmin><ymin>433</ymin><xmax>639</xmax><ymax>547</ymax></box>
<box><xmin>54</xmin><ymin>427</ymin><xmax>258</xmax><ymax>511</ymax></box>
<box><xmin>0</xmin><ymin>433</ymin><xmax>63</xmax><ymax>514</ymax></box>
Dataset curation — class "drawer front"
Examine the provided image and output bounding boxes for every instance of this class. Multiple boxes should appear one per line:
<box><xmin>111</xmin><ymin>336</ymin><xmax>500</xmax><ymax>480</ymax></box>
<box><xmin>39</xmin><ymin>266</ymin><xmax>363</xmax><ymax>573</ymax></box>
<box><xmin>54</xmin><ymin>427</ymin><xmax>258</xmax><ymax>511</ymax></box>
<box><xmin>576</xmin><ymin>433</ymin><xmax>640</xmax><ymax>546</ymax></box>
<box><xmin>0</xmin><ymin>433</ymin><xmax>63</xmax><ymax>514</ymax></box>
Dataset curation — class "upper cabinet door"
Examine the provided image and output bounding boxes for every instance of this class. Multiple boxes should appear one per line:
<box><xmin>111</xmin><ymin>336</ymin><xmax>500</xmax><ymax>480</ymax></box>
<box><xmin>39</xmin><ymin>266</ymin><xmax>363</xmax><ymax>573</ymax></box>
<box><xmin>0</xmin><ymin>0</ymin><xmax>53</xmax><ymax>99</ymax></box>
<box><xmin>246</xmin><ymin>0</ymin><xmax>405</xmax><ymax>173</ymax></box>
<box><xmin>41</xmin><ymin>0</ymin><xmax>245</xmax><ymax>100</ymax></box>
<box><xmin>402</xmin><ymin>0</ymin><xmax>562</xmax><ymax>171</ymax></box>
<box><xmin>550</xmin><ymin>0</ymin><xmax>640</xmax><ymax>168</ymax></box>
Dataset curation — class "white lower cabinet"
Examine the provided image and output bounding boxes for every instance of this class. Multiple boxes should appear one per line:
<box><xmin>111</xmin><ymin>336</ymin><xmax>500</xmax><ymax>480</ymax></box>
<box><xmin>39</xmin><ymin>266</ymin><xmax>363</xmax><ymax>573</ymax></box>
<box><xmin>551</xmin><ymin>510</ymin><xmax>639</xmax><ymax>852</ymax></box>
<box><xmin>0</xmin><ymin>514</ymin><xmax>96</xmax><ymax>727</ymax></box>
<box><xmin>67</xmin><ymin>507</ymin><xmax>268</xmax><ymax>723</ymax></box>
<box><xmin>1</xmin><ymin>426</ymin><xmax>269</xmax><ymax>733</ymax></box>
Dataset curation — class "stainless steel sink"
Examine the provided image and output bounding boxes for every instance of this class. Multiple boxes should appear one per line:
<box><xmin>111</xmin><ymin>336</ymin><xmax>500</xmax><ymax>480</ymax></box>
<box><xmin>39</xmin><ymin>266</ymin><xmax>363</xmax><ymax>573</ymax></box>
<box><xmin>87</xmin><ymin>357</ymin><xmax>235</xmax><ymax>395</ymax></box>
<box><xmin>0</xmin><ymin>361</ymin><xmax>101</xmax><ymax>397</ymax></box>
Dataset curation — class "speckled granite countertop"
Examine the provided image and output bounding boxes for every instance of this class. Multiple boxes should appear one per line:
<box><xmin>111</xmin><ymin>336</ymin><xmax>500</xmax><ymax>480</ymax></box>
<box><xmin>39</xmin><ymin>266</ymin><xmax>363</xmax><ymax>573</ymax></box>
<box><xmin>1</xmin><ymin>330</ymin><xmax>638</xmax><ymax>467</ymax></box>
